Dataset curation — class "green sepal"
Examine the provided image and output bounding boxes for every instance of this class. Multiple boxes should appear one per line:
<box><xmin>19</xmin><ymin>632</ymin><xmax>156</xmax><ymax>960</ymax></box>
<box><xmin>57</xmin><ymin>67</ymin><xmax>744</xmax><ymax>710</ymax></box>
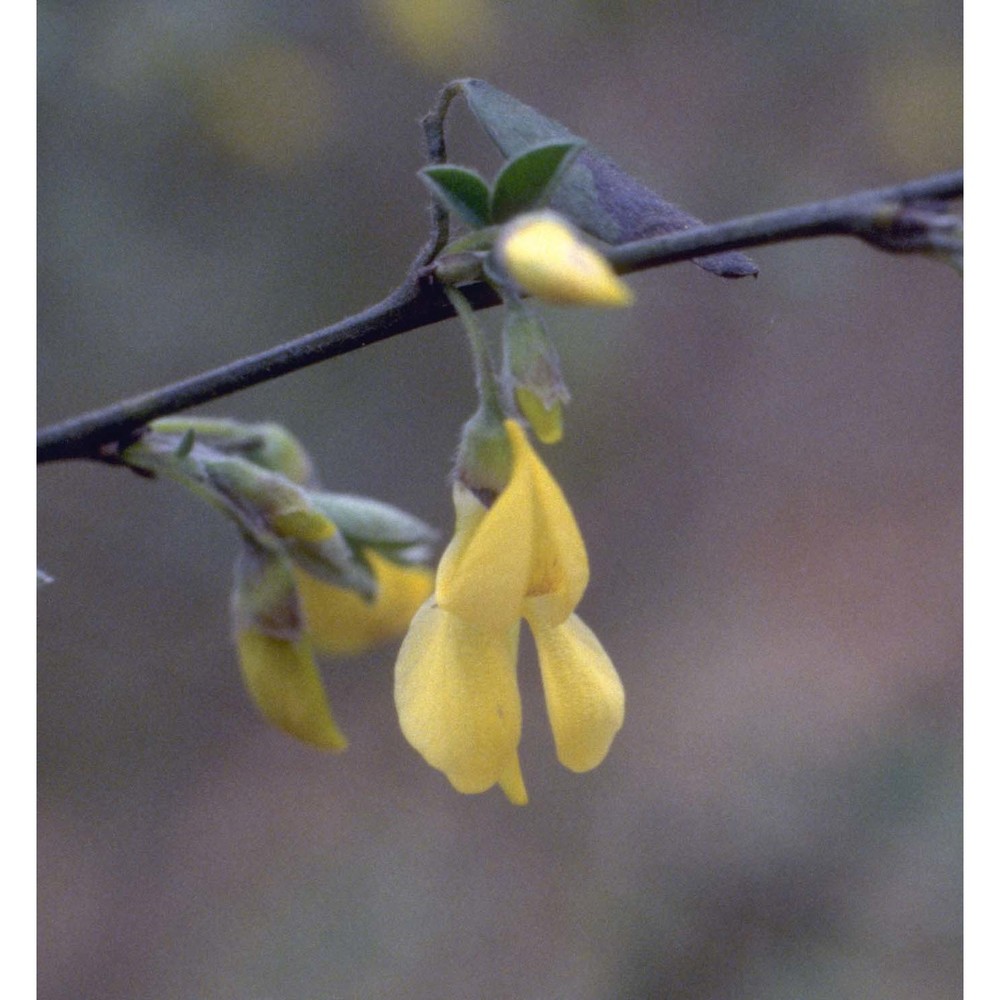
<box><xmin>203</xmin><ymin>456</ymin><xmax>335</xmax><ymax>543</ymax></box>
<box><xmin>284</xmin><ymin>535</ymin><xmax>377</xmax><ymax>601</ymax></box>
<box><xmin>456</xmin><ymin>78</ymin><xmax>758</xmax><ymax>279</ymax></box>
<box><xmin>500</xmin><ymin>300</ymin><xmax>569</xmax><ymax>444</ymax></box>
<box><xmin>308</xmin><ymin>493</ymin><xmax>438</xmax><ymax>564</ymax></box>
<box><xmin>124</xmin><ymin>422</ymin><xmax>420</xmax><ymax>602</ymax></box>
<box><xmin>431</xmin><ymin>250</ymin><xmax>488</xmax><ymax>287</ymax></box>
<box><xmin>490</xmin><ymin>140</ymin><xmax>584</xmax><ymax>223</ymax></box>
<box><xmin>419</xmin><ymin>165</ymin><xmax>492</xmax><ymax>229</ymax></box>
<box><xmin>231</xmin><ymin>539</ymin><xmax>303</xmax><ymax>641</ymax></box>
<box><xmin>454</xmin><ymin>401</ymin><xmax>513</xmax><ymax>499</ymax></box>
<box><xmin>123</xmin><ymin>432</ymin><xmax>273</xmax><ymax>545</ymax></box>
<box><xmin>123</xmin><ymin>431</ymin><xmax>332</xmax><ymax>550</ymax></box>
<box><xmin>149</xmin><ymin>417</ymin><xmax>315</xmax><ymax>484</ymax></box>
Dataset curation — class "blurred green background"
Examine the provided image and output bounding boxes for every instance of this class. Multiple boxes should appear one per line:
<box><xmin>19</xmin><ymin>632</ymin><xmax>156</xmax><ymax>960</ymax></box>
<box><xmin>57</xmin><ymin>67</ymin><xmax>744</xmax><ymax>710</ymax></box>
<box><xmin>37</xmin><ymin>2</ymin><xmax>961</xmax><ymax>998</ymax></box>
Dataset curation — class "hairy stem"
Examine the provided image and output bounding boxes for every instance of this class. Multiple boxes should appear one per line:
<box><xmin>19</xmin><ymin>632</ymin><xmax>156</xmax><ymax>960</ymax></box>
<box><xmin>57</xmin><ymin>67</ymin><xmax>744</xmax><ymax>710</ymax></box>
<box><xmin>444</xmin><ymin>286</ymin><xmax>504</xmax><ymax>418</ymax></box>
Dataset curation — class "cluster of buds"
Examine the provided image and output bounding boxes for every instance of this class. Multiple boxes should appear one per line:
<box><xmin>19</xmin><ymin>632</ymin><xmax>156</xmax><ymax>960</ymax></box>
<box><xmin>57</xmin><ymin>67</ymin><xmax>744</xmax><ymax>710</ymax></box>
<box><xmin>421</xmin><ymin>140</ymin><xmax>631</xmax><ymax>446</ymax></box>
<box><xmin>472</xmin><ymin>211</ymin><xmax>631</xmax><ymax>445</ymax></box>
<box><xmin>122</xmin><ymin>417</ymin><xmax>435</xmax><ymax>749</ymax></box>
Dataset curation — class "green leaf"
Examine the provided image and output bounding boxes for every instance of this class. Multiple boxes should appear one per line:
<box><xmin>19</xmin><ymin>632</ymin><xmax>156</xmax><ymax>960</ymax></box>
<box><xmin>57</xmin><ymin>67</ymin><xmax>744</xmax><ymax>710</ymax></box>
<box><xmin>440</xmin><ymin>227</ymin><xmax>499</xmax><ymax>255</ymax></box>
<box><xmin>490</xmin><ymin>141</ymin><xmax>584</xmax><ymax>223</ymax></box>
<box><xmin>456</xmin><ymin>78</ymin><xmax>757</xmax><ymax>279</ymax></box>
<box><xmin>419</xmin><ymin>165</ymin><xmax>492</xmax><ymax>228</ymax></box>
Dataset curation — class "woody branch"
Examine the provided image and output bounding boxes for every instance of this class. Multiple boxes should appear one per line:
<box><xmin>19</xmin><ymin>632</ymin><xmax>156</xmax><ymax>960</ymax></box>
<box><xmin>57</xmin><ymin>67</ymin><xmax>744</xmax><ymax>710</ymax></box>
<box><xmin>36</xmin><ymin>169</ymin><xmax>961</xmax><ymax>466</ymax></box>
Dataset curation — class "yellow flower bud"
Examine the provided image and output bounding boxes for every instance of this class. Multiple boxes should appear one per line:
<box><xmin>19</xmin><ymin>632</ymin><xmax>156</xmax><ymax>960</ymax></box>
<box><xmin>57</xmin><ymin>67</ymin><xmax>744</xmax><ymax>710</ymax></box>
<box><xmin>501</xmin><ymin>303</ymin><xmax>569</xmax><ymax>445</ymax></box>
<box><xmin>497</xmin><ymin>211</ymin><xmax>633</xmax><ymax>307</ymax></box>
<box><xmin>514</xmin><ymin>386</ymin><xmax>564</xmax><ymax>445</ymax></box>
<box><xmin>297</xmin><ymin>551</ymin><xmax>434</xmax><ymax>656</ymax></box>
<box><xmin>231</xmin><ymin>540</ymin><xmax>348</xmax><ymax>750</ymax></box>
<box><xmin>236</xmin><ymin>630</ymin><xmax>348</xmax><ymax>751</ymax></box>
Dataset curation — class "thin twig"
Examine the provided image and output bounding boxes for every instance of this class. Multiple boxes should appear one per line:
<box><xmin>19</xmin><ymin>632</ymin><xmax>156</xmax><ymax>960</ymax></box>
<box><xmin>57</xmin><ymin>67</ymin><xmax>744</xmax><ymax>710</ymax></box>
<box><xmin>607</xmin><ymin>171</ymin><xmax>963</xmax><ymax>273</ymax></box>
<box><xmin>37</xmin><ymin>170</ymin><xmax>961</xmax><ymax>466</ymax></box>
<box><xmin>411</xmin><ymin>80</ymin><xmax>466</xmax><ymax>271</ymax></box>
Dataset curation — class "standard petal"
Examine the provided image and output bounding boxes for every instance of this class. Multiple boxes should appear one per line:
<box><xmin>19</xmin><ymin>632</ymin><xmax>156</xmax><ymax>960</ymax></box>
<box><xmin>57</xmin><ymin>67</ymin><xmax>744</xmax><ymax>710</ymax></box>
<box><xmin>506</xmin><ymin>421</ymin><xmax>589</xmax><ymax>624</ymax></box>
<box><xmin>436</xmin><ymin>480</ymin><xmax>533</xmax><ymax>632</ymax></box>
<box><xmin>528</xmin><ymin>609</ymin><xmax>624</xmax><ymax>773</ymax></box>
<box><xmin>298</xmin><ymin>552</ymin><xmax>433</xmax><ymax>656</ymax></box>
<box><xmin>394</xmin><ymin>598</ymin><xmax>522</xmax><ymax>794</ymax></box>
<box><xmin>235</xmin><ymin>630</ymin><xmax>348</xmax><ymax>751</ymax></box>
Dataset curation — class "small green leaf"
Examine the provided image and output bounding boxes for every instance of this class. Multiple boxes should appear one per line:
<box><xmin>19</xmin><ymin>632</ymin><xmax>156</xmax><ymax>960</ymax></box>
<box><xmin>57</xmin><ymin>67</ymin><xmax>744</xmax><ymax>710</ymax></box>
<box><xmin>441</xmin><ymin>226</ymin><xmax>499</xmax><ymax>255</ymax></box>
<box><xmin>174</xmin><ymin>428</ymin><xmax>196</xmax><ymax>459</ymax></box>
<box><xmin>490</xmin><ymin>141</ymin><xmax>585</xmax><ymax>223</ymax></box>
<box><xmin>456</xmin><ymin>78</ymin><xmax>758</xmax><ymax>278</ymax></box>
<box><xmin>419</xmin><ymin>165</ymin><xmax>492</xmax><ymax>228</ymax></box>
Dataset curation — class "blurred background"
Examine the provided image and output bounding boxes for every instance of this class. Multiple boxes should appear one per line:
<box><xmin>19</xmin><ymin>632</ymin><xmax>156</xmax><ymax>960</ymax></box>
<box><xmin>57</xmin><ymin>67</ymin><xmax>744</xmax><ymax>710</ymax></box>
<box><xmin>37</xmin><ymin>2</ymin><xmax>961</xmax><ymax>998</ymax></box>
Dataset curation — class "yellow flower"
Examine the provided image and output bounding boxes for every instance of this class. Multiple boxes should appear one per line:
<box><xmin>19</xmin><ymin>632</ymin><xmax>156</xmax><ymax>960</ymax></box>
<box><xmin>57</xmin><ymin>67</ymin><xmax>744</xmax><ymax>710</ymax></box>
<box><xmin>394</xmin><ymin>420</ymin><xmax>624</xmax><ymax>803</ymax></box>
<box><xmin>497</xmin><ymin>211</ymin><xmax>634</xmax><ymax>307</ymax></box>
<box><xmin>234</xmin><ymin>543</ymin><xmax>432</xmax><ymax>751</ymax></box>
<box><xmin>297</xmin><ymin>551</ymin><xmax>434</xmax><ymax>656</ymax></box>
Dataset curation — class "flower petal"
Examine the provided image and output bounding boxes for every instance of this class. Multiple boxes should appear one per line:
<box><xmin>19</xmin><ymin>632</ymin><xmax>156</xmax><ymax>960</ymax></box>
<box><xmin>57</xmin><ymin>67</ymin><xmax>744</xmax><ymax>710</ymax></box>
<box><xmin>235</xmin><ymin>630</ymin><xmax>348</xmax><ymax>751</ymax></box>
<box><xmin>436</xmin><ymin>423</ymin><xmax>590</xmax><ymax>631</ymax></box>
<box><xmin>394</xmin><ymin>598</ymin><xmax>522</xmax><ymax>794</ymax></box>
<box><xmin>506</xmin><ymin>420</ymin><xmax>589</xmax><ymax>625</ymax></box>
<box><xmin>498</xmin><ymin>753</ymin><xmax>529</xmax><ymax>806</ymax></box>
<box><xmin>436</xmin><ymin>480</ymin><xmax>533</xmax><ymax>632</ymax></box>
<box><xmin>298</xmin><ymin>552</ymin><xmax>433</xmax><ymax>656</ymax></box>
<box><xmin>527</xmin><ymin>609</ymin><xmax>624</xmax><ymax>772</ymax></box>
